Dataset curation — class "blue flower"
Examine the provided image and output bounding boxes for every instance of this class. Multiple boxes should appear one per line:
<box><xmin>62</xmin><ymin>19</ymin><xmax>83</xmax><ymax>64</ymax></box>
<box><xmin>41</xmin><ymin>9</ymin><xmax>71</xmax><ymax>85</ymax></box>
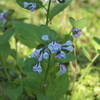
<box><xmin>73</xmin><ymin>31</ymin><xmax>82</xmax><ymax>38</ymax></box>
<box><xmin>56</xmin><ymin>51</ymin><xmax>66</xmax><ymax>59</ymax></box>
<box><xmin>30</xmin><ymin>48</ymin><xmax>43</xmax><ymax>58</ymax></box>
<box><xmin>23</xmin><ymin>2</ymin><xmax>36</xmax><ymax>11</ymax></box>
<box><xmin>23</xmin><ymin>2</ymin><xmax>30</xmax><ymax>8</ymax></box>
<box><xmin>38</xmin><ymin>53</ymin><xmax>43</xmax><ymax>62</ymax></box>
<box><xmin>48</xmin><ymin>41</ymin><xmax>62</xmax><ymax>53</ymax></box>
<box><xmin>43</xmin><ymin>50</ymin><xmax>50</xmax><ymax>59</ymax></box>
<box><xmin>33</xmin><ymin>63</ymin><xmax>42</xmax><ymax>74</ymax></box>
<box><xmin>41</xmin><ymin>35</ymin><xmax>49</xmax><ymax>41</ymax></box>
<box><xmin>57</xmin><ymin>64</ymin><xmax>67</xmax><ymax>76</ymax></box>
<box><xmin>62</xmin><ymin>40</ymin><xmax>73</xmax><ymax>46</ymax></box>
<box><xmin>62</xmin><ymin>46</ymin><xmax>73</xmax><ymax>52</ymax></box>
<box><xmin>28</xmin><ymin>3</ymin><xmax>37</xmax><ymax>11</ymax></box>
<box><xmin>0</xmin><ymin>10</ymin><xmax>8</xmax><ymax>25</ymax></box>
<box><xmin>72</xmin><ymin>28</ymin><xmax>83</xmax><ymax>38</ymax></box>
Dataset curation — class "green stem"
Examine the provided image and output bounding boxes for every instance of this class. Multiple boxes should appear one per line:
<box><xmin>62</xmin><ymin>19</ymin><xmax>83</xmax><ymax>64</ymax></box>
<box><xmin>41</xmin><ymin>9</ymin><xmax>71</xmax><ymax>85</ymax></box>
<box><xmin>70</xmin><ymin>39</ymin><xmax>79</xmax><ymax>74</ymax></box>
<box><xmin>30</xmin><ymin>12</ymin><xmax>34</xmax><ymax>24</ymax></box>
<box><xmin>43</xmin><ymin>0</ymin><xmax>52</xmax><ymax>82</ymax></box>
<box><xmin>46</xmin><ymin>0</ymin><xmax>52</xmax><ymax>25</ymax></box>
<box><xmin>44</xmin><ymin>56</ymin><xmax>51</xmax><ymax>82</ymax></box>
<box><xmin>15</xmin><ymin>38</ymin><xmax>23</xmax><ymax>78</ymax></box>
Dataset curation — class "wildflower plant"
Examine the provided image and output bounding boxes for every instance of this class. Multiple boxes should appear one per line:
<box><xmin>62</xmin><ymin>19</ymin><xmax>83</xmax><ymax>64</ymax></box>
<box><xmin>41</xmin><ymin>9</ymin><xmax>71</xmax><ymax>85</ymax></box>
<box><xmin>0</xmin><ymin>0</ymin><xmax>89</xmax><ymax>100</ymax></box>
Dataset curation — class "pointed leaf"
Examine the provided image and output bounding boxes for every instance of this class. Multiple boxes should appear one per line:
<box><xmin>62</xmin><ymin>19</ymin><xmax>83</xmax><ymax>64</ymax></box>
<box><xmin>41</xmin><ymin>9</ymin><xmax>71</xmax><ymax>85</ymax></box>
<box><xmin>49</xmin><ymin>0</ymin><xmax>72</xmax><ymax>21</ymax></box>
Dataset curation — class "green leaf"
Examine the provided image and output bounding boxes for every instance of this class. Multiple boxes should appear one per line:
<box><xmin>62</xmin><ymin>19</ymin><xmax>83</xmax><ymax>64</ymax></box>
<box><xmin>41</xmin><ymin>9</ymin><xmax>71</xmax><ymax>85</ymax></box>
<box><xmin>16</xmin><ymin>0</ymin><xmax>43</xmax><ymax>11</ymax></box>
<box><xmin>69</xmin><ymin>17</ymin><xmax>76</xmax><ymax>27</ymax></box>
<box><xmin>22</xmin><ymin>58</ymin><xmax>34</xmax><ymax>74</ymax></box>
<box><xmin>49</xmin><ymin>0</ymin><xmax>72</xmax><ymax>21</ymax></box>
<box><xmin>69</xmin><ymin>17</ymin><xmax>88</xmax><ymax>29</ymax></box>
<box><xmin>82</xmin><ymin>48</ymin><xmax>91</xmax><ymax>61</ymax></box>
<box><xmin>74</xmin><ymin>18</ymin><xmax>89</xmax><ymax>29</ymax></box>
<box><xmin>23</xmin><ymin>75</ymin><xmax>43</xmax><ymax>95</ymax></box>
<box><xmin>92</xmin><ymin>37</ymin><xmax>100</xmax><ymax>51</ymax></box>
<box><xmin>6</xmin><ymin>85</ymin><xmax>23</xmax><ymax>100</ymax></box>
<box><xmin>1</xmin><ymin>28</ymin><xmax>15</xmax><ymax>43</ymax></box>
<box><xmin>94</xmin><ymin>37</ymin><xmax>100</xmax><ymax>45</ymax></box>
<box><xmin>13</xmin><ymin>21</ymin><xmax>58</xmax><ymax>48</ymax></box>
<box><xmin>37</xmin><ymin>73</ymin><xmax>69</xmax><ymax>100</ymax></box>
<box><xmin>0</xmin><ymin>41</ymin><xmax>10</xmax><ymax>55</ymax></box>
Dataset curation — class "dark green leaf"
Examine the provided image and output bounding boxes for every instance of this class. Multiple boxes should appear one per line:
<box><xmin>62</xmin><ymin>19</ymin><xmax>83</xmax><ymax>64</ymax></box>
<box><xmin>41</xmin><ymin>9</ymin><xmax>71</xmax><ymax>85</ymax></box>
<box><xmin>13</xmin><ymin>21</ymin><xmax>58</xmax><ymax>48</ymax></box>
<box><xmin>37</xmin><ymin>73</ymin><xmax>69</xmax><ymax>100</ymax></box>
<box><xmin>69</xmin><ymin>17</ymin><xmax>76</xmax><ymax>27</ymax></box>
<box><xmin>94</xmin><ymin>37</ymin><xmax>100</xmax><ymax>45</ymax></box>
<box><xmin>6</xmin><ymin>85</ymin><xmax>23</xmax><ymax>100</ymax></box>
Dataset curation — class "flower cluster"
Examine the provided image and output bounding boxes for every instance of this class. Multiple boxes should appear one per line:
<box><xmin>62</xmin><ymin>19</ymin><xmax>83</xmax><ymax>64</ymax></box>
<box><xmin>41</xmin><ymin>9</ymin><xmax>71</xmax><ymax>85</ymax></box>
<box><xmin>30</xmin><ymin>35</ymin><xmax>73</xmax><ymax>75</ymax></box>
<box><xmin>0</xmin><ymin>10</ymin><xmax>8</xmax><ymax>25</ymax></box>
<box><xmin>23</xmin><ymin>2</ymin><xmax>37</xmax><ymax>11</ymax></box>
<box><xmin>72</xmin><ymin>28</ymin><xmax>83</xmax><ymax>38</ymax></box>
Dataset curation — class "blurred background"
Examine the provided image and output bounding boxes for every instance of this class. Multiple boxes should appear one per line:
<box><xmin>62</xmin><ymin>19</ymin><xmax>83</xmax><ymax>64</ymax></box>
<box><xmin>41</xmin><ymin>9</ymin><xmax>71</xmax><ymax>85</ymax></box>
<box><xmin>0</xmin><ymin>0</ymin><xmax>100</xmax><ymax>100</ymax></box>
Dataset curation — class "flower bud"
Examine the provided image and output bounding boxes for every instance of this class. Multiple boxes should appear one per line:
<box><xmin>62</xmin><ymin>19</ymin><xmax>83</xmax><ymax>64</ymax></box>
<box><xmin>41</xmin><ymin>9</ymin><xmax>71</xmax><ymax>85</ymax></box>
<box><xmin>62</xmin><ymin>46</ymin><xmax>74</xmax><ymax>52</ymax></box>
<box><xmin>62</xmin><ymin>40</ymin><xmax>73</xmax><ymax>46</ymax></box>
<box><xmin>43</xmin><ymin>50</ymin><xmax>50</xmax><ymax>59</ymax></box>
<box><xmin>72</xmin><ymin>28</ymin><xmax>83</xmax><ymax>38</ymax></box>
<box><xmin>57</xmin><ymin>64</ymin><xmax>67</xmax><ymax>76</ymax></box>
<box><xmin>41</xmin><ymin>35</ymin><xmax>49</xmax><ymax>41</ymax></box>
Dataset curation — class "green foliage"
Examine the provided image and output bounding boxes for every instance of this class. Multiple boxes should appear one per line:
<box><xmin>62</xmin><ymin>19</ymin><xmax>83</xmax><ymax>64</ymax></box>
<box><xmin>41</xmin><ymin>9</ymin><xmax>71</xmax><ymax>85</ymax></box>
<box><xmin>13</xmin><ymin>21</ymin><xmax>59</xmax><ymax>48</ymax></box>
<box><xmin>37</xmin><ymin>73</ymin><xmax>69</xmax><ymax>100</ymax></box>
<box><xmin>93</xmin><ymin>37</ymin><xmax>100</xmax><ymax>53</ymax></box>
<box><xmin>94</xmin><ymin>37</ymin><xmax>100</xmax><ymax>45</ymax></box>
<box><xmin>0</xmin><ymin>0</ymin><xmax>100</xmax><ymax>100</ymax></box>
<box><xmin>1</xmin><ymin>29</ymin><xmax>15</xmax><ymax>43</ymax></box>
<box><xmin>49</xmin><ymin>0</ymin><xmax>72</xmax><ymax>21</ymax></box>
<box><xmin>69</xmin><ymin>17</ymin><xmax>89</xmax><ymax>29</ymax></box>
<box><xmin>6</xmin><ymin>85</ymin><xmax>23</xmax><ymax>100</ymax></box>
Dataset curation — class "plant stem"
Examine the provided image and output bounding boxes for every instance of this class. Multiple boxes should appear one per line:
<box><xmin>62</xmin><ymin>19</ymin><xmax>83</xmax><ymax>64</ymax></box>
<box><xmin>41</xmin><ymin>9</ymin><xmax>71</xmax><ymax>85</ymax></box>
<box><xmin>44</xmin><ymin>0</ymin><xmax>52</xmax><ymax>82</ymax></box>
<box><xmin>30</xmin><ymin>11</ymin><xmax>34</xmax><ymax>24</ymax></box>
<box><xmin>70</xmin><ymin>39</ymin><xmax>79</xmax><ymax>74</ymax></box>
<box><xmin>73</xmin><ymin>39</ymin><xmax>80</xmax><ymax>73</ymax></box>
<box><xmin>15</xmin><ymin>38</ymin><xmax>23</xmax><ymax>78</ymax></box>
<box><xmin>46</xmin><ymin>0</ymin><xmax>52</xmax><ymax>25</ymax></box>
<box><xmin>44</xmin><ymin>56</ymin><xmax>51</xmax><ymax>82</ymax></box>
